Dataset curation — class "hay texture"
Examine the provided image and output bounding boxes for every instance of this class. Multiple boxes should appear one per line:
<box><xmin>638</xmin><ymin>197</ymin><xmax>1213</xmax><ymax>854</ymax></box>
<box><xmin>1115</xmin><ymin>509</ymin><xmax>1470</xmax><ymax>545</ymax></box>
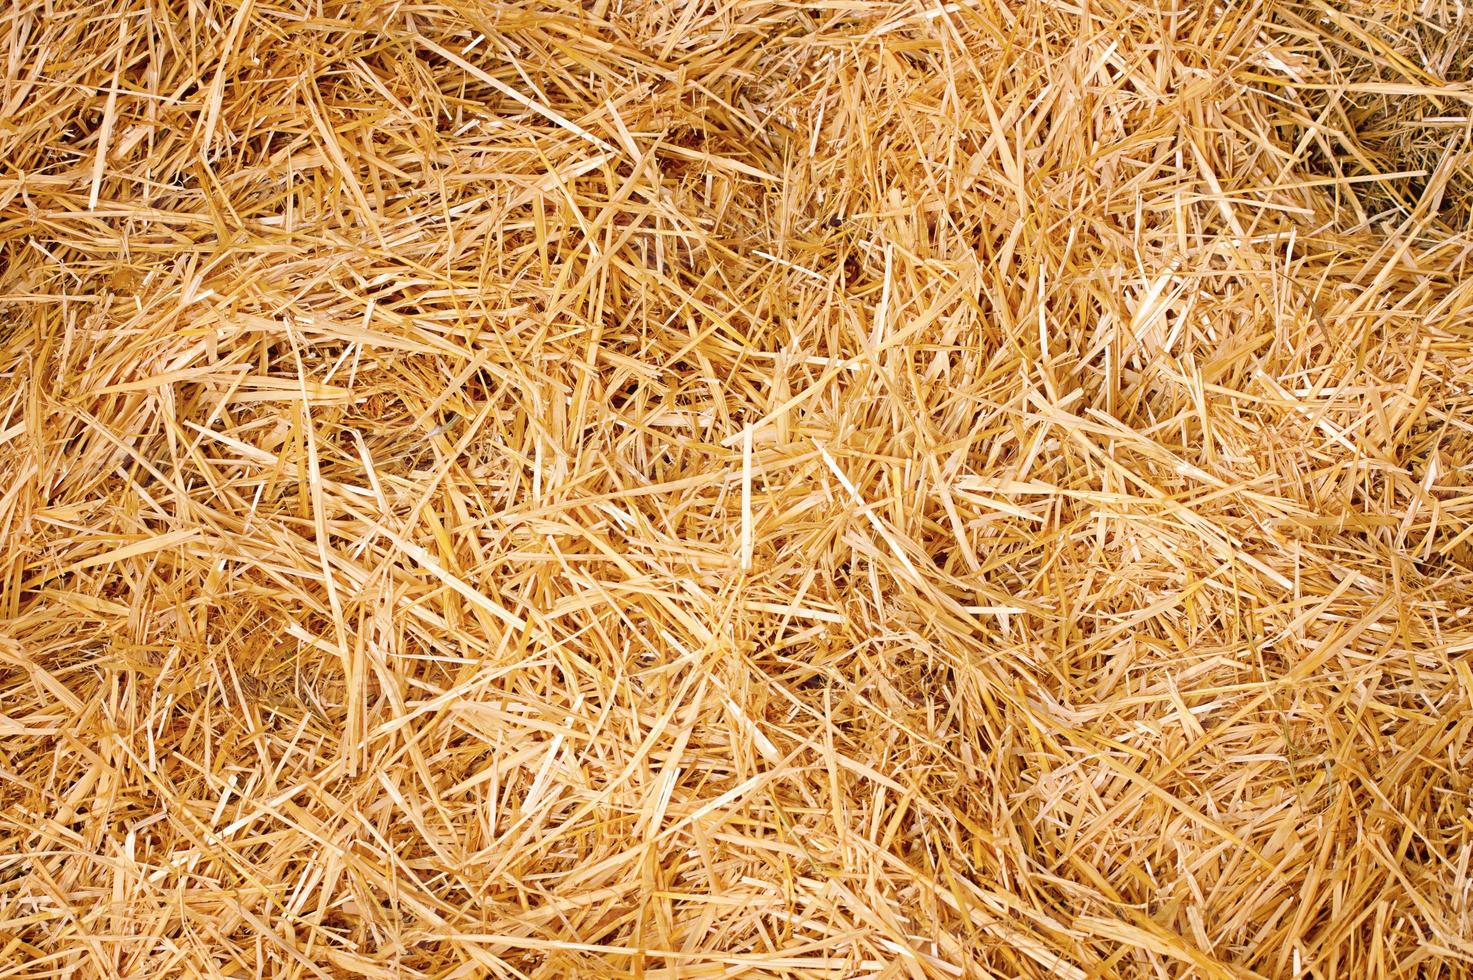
<box><xmin>3</xmin><ymin>0</ymin><xmax>1473</xmax><ymax>976</ymax></box>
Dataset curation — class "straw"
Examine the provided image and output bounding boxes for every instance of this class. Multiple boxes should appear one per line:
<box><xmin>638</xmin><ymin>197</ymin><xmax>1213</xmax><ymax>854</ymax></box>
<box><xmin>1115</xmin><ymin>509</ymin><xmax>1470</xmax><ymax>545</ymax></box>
<box><xmin>1</xmin><ymin>0</ymin><xmax>1471</xmax><ymax>976</ymax></box>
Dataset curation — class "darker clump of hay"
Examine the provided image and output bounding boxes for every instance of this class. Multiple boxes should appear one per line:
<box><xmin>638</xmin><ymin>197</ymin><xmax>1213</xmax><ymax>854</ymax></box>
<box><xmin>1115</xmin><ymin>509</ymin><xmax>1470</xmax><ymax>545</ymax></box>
<box><xmin>1274</xmin><ymin>1</ymin><xmax>1473</xmax><ymax>228</ymax></box>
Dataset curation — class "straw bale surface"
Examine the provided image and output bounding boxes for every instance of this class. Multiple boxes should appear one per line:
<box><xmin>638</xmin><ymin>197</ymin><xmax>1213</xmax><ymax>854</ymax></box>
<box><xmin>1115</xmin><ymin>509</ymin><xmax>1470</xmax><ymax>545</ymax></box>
<box><xmin>2</xmin><ymin>0</ymin><xmax>1472</xmax><ymax>976</ymax></box>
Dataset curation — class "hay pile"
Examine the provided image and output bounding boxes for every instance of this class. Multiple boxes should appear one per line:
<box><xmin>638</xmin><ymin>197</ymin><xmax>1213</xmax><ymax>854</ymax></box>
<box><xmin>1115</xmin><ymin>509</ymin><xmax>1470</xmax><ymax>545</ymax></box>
<box><xmin>2</xmin><ymin>0</ymin><xmax>1472</xmax><ymax>975</ymax></box>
